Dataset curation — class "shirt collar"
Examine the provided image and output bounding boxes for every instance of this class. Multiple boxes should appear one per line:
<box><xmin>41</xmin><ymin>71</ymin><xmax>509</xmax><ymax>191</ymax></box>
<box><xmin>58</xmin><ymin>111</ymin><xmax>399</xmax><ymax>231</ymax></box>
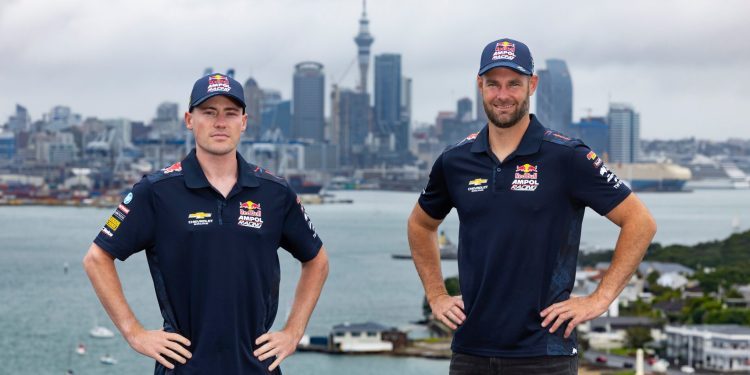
<box><xmin>470</xmin><ymin>114</ymin><xmax>545</xmax><ymax>157</ymax></box>
<box><xmin>183</xmin><ymin>149</ymin><xmax>260</xmax><ymax>189</ymax></box>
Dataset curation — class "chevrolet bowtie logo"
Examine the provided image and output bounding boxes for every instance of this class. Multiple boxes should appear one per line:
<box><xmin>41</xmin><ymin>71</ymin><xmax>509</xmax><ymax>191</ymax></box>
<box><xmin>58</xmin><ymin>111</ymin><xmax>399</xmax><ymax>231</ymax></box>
<box><xmin>188</xmin><ymin>212</ymin><xmax>212</xmax><ymax>219</ymax></box>
<box><xmin>468</xmin><ymin>178</ymin><xmax>488</xmax><ymax>186</ymax></box>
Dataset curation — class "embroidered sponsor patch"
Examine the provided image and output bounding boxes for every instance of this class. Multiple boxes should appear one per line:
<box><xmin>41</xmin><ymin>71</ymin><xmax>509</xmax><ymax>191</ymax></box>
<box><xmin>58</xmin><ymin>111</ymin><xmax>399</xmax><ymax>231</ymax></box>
<box><xmin>238</xmin><ymin>200</ymin><xmax>263</xmax><ymax>228</ymax></box>
<box><xmin>598</xmin><ymin>163</ymin><xmax>623</xmax><ymax>189</ymax></box>
<box><xmin>467</xmin><ymin>178</ymin><xmax>488</xmax><ymax>193</ymax></box>
<box><xmin>492</xmin><ymin>41</ymin><xmax>516</xmax><ymax>61</ymax></box>
<box><xmin>207</xmin><ymin>74</ymin><xmax>231</xmax><ymax>93</ymax></box>
<box><xmin>118</xmin><ymin>203</ymin><xmax>130</xmax><ymax>214</ymax></box>
<box><xmin>105</xmin><ymin>216</ymin><xmax>121</xmax><ymax>231</ymax></box>
<box><xmin>162</xmin><ymin>162</ymin><xmax>182</xmax><ymax>174</ymax></box>
<box><xmin>101</xmin><ymin>228</ymin><xmax>114</xmax><ymax>237</ymax></box>
<box><xmin>123</xmin><ymin>192</ymin><xmax>133</xmax><ymax>204</ymax></box>
<box><xmin>188</xmin><ymin>211</ymin><xmax>213</xmax><ymax>226</ymax></box>
<box><xmin>511</xmin><ymin>163</ymin><xmax>540</xmax><ymax>191</ymax></box>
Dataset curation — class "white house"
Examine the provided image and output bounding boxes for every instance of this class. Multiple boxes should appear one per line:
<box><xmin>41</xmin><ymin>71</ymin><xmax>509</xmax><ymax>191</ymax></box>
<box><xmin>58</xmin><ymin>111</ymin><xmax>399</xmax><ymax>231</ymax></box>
<box><xmin>329</xmin><ymin>322</ymin><xmax>394</xmax><ymax>353</ymax></box>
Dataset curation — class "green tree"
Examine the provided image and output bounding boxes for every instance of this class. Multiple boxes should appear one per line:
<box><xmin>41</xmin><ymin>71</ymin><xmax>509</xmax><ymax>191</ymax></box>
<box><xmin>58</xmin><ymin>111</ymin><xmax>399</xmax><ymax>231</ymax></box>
<box><xmin>423</xmin><ymin>276</ymin><xmax>460</xmax><ymax>318</ymax></box>
<box><xmin>705</xmin><ymin>308</ymin><xmax>750</xmax><ymax>325</ymax></box>
<box><xmin>625</xmin><ymin>326</ymin><xmax>653</xmax><ymax>348</ymax></box>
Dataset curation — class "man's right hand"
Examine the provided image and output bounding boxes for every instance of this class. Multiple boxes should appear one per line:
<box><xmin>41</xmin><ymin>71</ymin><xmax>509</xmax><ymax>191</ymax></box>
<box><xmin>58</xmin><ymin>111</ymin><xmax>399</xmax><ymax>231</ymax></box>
<box><xmin>126</xmin><ymin>327</ymin><xmax>192</xmax><ymax>369</ymax></box>
<box><xmin>429</xmin><ymin>294</ymin><xmax>466</xmax><ymax>330</ymax></box>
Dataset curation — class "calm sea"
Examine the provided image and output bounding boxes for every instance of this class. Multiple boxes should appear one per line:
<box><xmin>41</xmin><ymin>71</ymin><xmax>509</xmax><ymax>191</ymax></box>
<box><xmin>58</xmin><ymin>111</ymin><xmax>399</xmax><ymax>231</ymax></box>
<box><xmin>1</xmin><ymin>189</ymin><xmax>749</xmax><ymax>374</ymax></box>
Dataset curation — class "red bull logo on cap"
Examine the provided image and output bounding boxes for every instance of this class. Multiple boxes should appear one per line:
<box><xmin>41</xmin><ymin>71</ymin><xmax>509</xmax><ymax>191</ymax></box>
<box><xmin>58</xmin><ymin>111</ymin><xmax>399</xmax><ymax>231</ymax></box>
<box><xmin>207</xmin><ymin>74</ymin><xmax>231</xmax><ymax>93</ymax></box>
<box><xmin>492</xmin><ymin>41</ymin><xmax>516</xmax><ymax>61</ymax></box>
<box><xmin>586</xmin><ymin>151</ymin><xmax>597</xmax><ymax>161</ymax></box>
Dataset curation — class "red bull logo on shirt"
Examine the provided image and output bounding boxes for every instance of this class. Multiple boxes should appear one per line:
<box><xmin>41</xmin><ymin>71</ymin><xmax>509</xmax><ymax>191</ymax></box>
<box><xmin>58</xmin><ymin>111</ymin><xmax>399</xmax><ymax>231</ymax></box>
<box><xmin>492</xmin><ymin>41</ymin><xmax>516</xmax><ymax>61</ymax></box>
<box><xmin>514</xmin><ymin>163</ymin><xmax>538</xmax><ymax>179</ymax></box>
<box><xmin>238</xmin><ymin>200</ymin><xmax>263</xmax><ymax>228</ymax></box>
<box><xmin>207</xmin><ymin>74</ymin><xmax>231</xmax><ymax>93</ymax></box>
<box><xmin>512</xmin><ymin>163</ymin><xmax>540</xmax><ymax>191</ymax></box>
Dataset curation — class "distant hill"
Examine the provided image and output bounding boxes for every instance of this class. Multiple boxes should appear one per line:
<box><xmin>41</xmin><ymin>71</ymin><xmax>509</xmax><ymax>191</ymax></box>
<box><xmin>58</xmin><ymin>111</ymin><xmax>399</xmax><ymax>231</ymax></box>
<box><xmin>579</xmin><ymin>229</ymin><xmax>750</xmax><ymax>270</ymax></box>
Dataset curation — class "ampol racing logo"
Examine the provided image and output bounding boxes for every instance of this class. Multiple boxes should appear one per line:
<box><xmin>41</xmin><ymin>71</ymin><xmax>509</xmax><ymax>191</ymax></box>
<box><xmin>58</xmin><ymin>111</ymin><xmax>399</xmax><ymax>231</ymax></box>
<box><xmin>188</xmin><ymin>211</ymin><xmax>213</xmax><ymax>226</ymax></box>
<box><xmin>492</xmin><ymin>41</ymin><xmax>516</xmax><ymax>61</ymax></box>
<box><xmin>238</xmin><ymin>200</ymin><xmax>263</xmax><ymax>228</ymax></box>
<box><xmin>207</xmin><ymin>74</ymin><xmax>231</xmax><ymax>93</ymax></box>
<box><xmin>511</xmin><ymin>163</ymin><xmax>540</xmax><ymax>191</ymax></box>
<box><xmin>467</xmin><ymin>178</ymin><xmax>488</xmax><ymax>193</ymax></box>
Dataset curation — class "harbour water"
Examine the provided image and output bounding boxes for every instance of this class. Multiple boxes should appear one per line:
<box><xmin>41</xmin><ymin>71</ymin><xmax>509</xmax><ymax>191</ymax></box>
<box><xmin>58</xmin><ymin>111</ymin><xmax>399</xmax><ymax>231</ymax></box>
<box><xmin>1</xmin><ymin>189</ymin><xmax>749</xmax><ymax>374</ymax></box>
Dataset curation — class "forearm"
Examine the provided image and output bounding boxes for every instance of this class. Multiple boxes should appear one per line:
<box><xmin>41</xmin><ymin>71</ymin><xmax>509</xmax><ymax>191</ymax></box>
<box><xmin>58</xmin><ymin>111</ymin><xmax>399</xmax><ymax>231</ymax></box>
<box><xmin>283</xmin><ymin>247</ymin><xmax>329</xmax><ymax>340</ymax></box>
<box><xmin>407</xmin><ymin>213</ymin><xmax>446</xmax><ymax>303</ymax></box>
<box><xmin>595</xmin><ymin>214</ymin><xmax>656</xmax><ymax>303</ymax></box>
<box><xmin>82</xmin><ymin>244</ymin><xmax>143</xmax><ymax>340</ymax></box>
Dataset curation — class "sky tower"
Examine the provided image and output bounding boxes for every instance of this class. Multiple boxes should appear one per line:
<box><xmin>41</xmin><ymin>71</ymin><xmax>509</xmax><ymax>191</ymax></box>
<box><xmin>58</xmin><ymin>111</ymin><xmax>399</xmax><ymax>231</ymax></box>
<box><xmin>354</xmin><ymin>0</ymin><xmax>374</xmax><ymax>93</ymax></box>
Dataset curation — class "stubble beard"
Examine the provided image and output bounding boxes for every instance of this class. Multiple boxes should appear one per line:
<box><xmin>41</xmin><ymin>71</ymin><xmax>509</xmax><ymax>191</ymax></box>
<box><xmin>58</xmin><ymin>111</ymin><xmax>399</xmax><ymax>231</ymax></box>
<box><xmin>483</xmin><ymin>91</ymin><xmax>530</xmax><ymax>129</ymax></box>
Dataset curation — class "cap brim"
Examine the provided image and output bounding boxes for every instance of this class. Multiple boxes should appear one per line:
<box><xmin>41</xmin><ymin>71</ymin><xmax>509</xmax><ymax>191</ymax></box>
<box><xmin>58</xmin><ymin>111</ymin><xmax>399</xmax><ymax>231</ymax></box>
<box><xmin>191</xmin><ymin>92</ymin><xmax>246</xmax><ymax>110</ymax></box>
<box><xmin>478</xmin><ymin>61</ymin><xmax>532</xmax><ymax>76</ymax></box>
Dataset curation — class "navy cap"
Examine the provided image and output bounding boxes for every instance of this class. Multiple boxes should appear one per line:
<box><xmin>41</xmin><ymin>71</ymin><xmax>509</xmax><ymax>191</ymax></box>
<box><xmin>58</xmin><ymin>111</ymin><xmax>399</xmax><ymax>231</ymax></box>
<box><xmin>189</xmin><ymin>73</ymin><xmax>246</xmax><ymax>111</ymax></box>
<box><xmin>478</xmin><ymin>38</ymin><xmax>534</xmax><ymax>76</ymax></box>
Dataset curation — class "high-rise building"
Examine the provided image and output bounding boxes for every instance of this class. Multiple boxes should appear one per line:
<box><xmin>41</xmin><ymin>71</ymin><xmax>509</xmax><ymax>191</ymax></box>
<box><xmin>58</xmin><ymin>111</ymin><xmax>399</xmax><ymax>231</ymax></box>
<box><xmin>243</xmin><ymin>77</ymin><xmax>263</xmax><ymax>139</ymax></box>
<box><xmin>0</xmin><ymin>132</ymin><xmax>15</xmax><ymax>160</ymax></box>
<box><xmin>457</xmin><ymin>97</ymin><xmax>472</xmax><ymax>122</ymax></box>
<box><xmin>476</xmin><ymin>85</ymin><xmax>487</xmax><ymax>124</ymax></box>
<box><xmin>374</xmin><ymin>53</ymin><xmax>408</xmax><ymax>153</ymax></box>
<box><xmin>354</xmin><ymin>0</ymin><xmax>374</xmax><ymax>94</ymax></box>
<box><xmin>45</xmin><ymin>106</ymin><xmax>81</xmax><ymax>132</ymax></box>
<box><xmin>332</xmin><ymin>86</ymin><xmax>370</xmax><ymax>166</ymax></box>
<box><xmin>6</xmin><ymin>104</ymin><xmax>31</xmax><ymax>132</ymax></box>
<box><xmin>150</xmin><ymin>102</ymin><xmax>182</xmax><ymax>140</ymax></box>
<box><xmin>570</xmin><ymin>117</ymin><xmax>609</xmax><ymax>157</ymax></box>
<box><xmin>401</xmin><ymin>77</ymin><xmax>412</xmax><ymax>125</ymax></box>
<box><xmin>293</xmin><ymin>62</ymin><xmax>325</xmax><ymax>142</ymax></box>
<box><xmin>536</xmin><ymin>59</ymin><xmax>573</xmax><ymax>133</ymax></box>
<box><xmin>608</xmin><ymin>103</ymin><xmax>641</xmax><ymax>163</ymax></box>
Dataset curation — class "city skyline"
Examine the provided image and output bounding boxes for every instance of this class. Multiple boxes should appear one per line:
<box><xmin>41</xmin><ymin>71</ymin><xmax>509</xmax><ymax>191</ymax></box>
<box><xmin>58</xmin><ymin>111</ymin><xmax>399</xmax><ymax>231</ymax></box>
<box><xmin>1</xmin><ymin>0</ymin><xmax>749</xmax><ymax>140</ymax></box>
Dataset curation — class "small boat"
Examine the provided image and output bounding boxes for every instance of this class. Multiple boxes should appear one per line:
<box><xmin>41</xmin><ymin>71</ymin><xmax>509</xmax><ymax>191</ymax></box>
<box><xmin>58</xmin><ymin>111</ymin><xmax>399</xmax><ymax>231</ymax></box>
<box><xmin>100</xmin><ymin>354</ymin><xmax>118</xmax><ymax>365</ymax></box>
<box><xmin>89</xmin><ymin>326</ymin><xmax>115</xmax><ymax>338</ymax></box>
<box><xmin>75</xmin><ymin>343</ymin><xmax>86</xmax><ymax>355</ymax></box>
<box><xmin>392</xmin><ymin>231</ymin><xmax>458</xmax><ymax>260</ymax></box>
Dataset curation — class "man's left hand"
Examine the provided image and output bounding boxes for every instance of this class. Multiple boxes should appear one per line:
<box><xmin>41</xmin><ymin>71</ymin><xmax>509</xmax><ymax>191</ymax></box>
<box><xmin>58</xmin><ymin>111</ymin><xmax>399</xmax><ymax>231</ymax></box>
<box><xmin>253</xmin><ymin>329</ymin><xmax>299</xmax><ymax>371</ymax></box>
<box><xmin>540</xmin><ymin>294</ymin><xmax>610</xmax><ymax>338</ymax></box>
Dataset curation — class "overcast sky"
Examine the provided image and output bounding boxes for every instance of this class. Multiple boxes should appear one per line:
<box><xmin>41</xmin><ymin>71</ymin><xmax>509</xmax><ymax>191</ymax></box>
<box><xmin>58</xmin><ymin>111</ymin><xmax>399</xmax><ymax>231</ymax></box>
<box><xmin>1</xmin><ymin>0</ymin><xmax>749</xmax><ymax>140</ymax></box>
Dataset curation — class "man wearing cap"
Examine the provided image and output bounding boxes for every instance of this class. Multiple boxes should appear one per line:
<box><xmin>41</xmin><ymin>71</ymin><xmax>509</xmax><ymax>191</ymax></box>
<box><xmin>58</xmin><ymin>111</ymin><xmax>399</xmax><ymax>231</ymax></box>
<box><xmin>407</xmin><ymin>39</ymin><xmax>656</xmax><ymax>374</ymax></box>
<box><xmin>83</xmin><ymin>73</ymin><xmax>329</xmax><ymax>374</ymax></box>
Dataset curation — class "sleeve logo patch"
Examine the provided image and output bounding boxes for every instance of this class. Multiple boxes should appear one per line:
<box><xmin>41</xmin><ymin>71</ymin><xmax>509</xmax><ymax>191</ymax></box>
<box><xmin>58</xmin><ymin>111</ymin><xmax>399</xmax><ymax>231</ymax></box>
<box><xmin>161</xmin><ymin>162</ymin><xmax>182</xmax><ymax>174</ymax></box>
<box><xmin>105</xmin><ymin>216</ymin><xmax>121</xmax><ymax>231</ymax></box>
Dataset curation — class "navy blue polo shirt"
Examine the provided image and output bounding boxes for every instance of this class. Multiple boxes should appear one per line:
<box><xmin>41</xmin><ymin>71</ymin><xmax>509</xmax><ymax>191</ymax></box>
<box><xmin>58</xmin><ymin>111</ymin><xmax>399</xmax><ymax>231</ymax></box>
<box><xmin>418</xmin><ymin>115</ymin><xmax>631</xmax><ymax>358</ymax></box>
<box><xmin>94</xmin><ymin>149</ymin><xmax>322</xmax><ymax>374</ymax></box>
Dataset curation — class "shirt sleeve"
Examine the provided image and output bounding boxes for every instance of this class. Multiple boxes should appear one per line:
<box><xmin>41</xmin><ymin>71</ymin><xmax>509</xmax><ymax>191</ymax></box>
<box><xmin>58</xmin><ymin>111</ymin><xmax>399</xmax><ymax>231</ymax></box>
<box><xmin>568</xmin><ymin>145</ymin><xmax>632</xmax><ymax>216</ymax></box>
<box><xmin>417</xmin><ymin>153</ymin><xmax>454</xmax><ymax>220</ymax></box>
<box><xmin>93</xmin><ymin>177</ymin><xmax>156</xmax><ymax>261</ymax></box>
<box><xmin>279</xmin><ymin>188</ymin><xmax>323</xmax><ymax>262</ymax></box>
